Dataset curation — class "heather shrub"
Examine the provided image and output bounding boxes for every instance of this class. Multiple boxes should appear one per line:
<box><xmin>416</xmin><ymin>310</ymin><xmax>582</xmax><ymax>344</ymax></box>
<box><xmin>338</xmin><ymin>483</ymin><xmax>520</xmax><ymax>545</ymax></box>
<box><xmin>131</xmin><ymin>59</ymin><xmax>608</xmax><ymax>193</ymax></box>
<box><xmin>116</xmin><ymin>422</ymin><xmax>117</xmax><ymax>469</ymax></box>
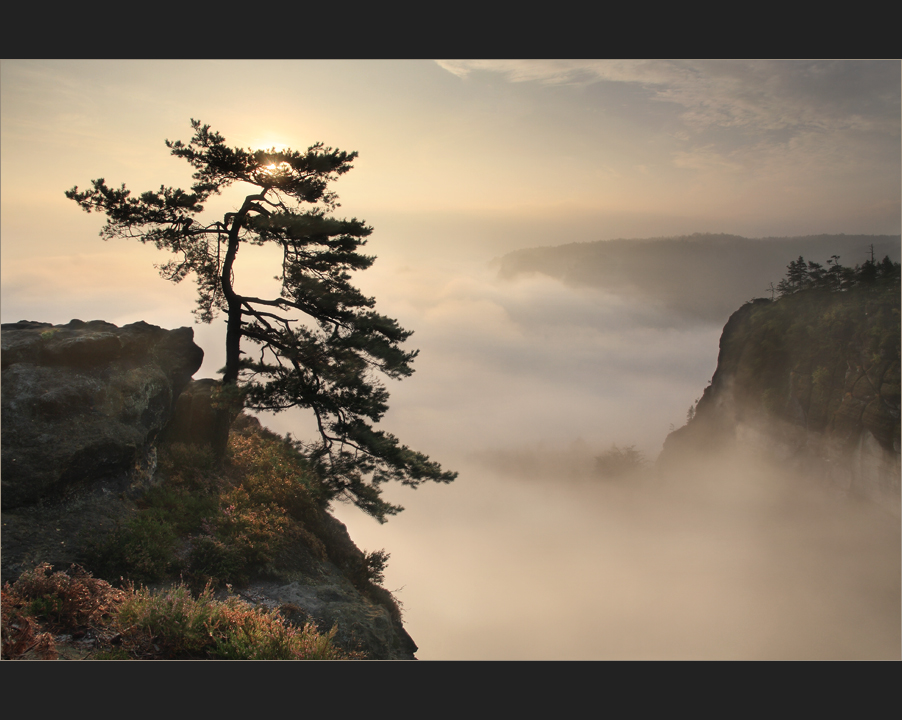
<box><xmin>186</xmin><ymin>534</ymin><xmax>246</xmax><ymax>588</ymax></box>
<box><xmin>137</xmin><ymin>482</ymin><xmax>220</xmax><ymax>536</ymax></box>
<box><xmin>211</xmin><ymin>604</ymin><xmax>348</xmax><ymax>660</ymax></box>
<box><xmin>206</xmin><ymin>486</ymin><xmax>293</xmax><ymax>577</ymax></box>
<box><xmin>117</xmin><ymin>582</ymin><xmax>351</xmax><ymax>659</ymax></box>
<box><xmin>1</xmin><ymin>589</ymin><xmax>57</xmax><ymax>660</ymax></box>
<box><xmin>1</xmin><ymin>564</ymin><xmax>124</xmax><ymax>660</ymax></box>
<box><xmin>227</xmin><ymin>431</ymin><xmax>328</xmax><ymax>513</ymax></box>
<box><xmin>4</xmin><ymin>563</ymin><xmax>125</xmax><ymax>632</ymax></box>
<box><xmin>117</xmin><ymin>583</ymin><xmax>220</xmax><ymax>657</ymax></box>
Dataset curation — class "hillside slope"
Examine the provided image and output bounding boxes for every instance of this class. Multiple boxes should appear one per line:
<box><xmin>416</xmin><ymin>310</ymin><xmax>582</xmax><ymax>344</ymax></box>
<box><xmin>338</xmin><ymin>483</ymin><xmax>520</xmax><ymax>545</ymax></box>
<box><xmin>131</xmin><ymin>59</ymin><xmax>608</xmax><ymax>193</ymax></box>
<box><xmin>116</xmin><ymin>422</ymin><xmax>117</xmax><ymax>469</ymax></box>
<box><xmin>1</xmin><ymin>320</ymin><xmax>416</xmax><ymax>659</ymax></box>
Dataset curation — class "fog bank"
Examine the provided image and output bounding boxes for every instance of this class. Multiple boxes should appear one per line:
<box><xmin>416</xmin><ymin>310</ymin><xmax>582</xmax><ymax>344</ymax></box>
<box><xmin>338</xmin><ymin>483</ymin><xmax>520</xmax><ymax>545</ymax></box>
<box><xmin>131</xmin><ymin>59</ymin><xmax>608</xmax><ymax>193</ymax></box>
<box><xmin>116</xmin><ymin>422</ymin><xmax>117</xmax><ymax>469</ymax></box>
<box><xmin>330</xmin><ymin>449</ymin><xmax>900</xmax><ymax>660</ymax></box>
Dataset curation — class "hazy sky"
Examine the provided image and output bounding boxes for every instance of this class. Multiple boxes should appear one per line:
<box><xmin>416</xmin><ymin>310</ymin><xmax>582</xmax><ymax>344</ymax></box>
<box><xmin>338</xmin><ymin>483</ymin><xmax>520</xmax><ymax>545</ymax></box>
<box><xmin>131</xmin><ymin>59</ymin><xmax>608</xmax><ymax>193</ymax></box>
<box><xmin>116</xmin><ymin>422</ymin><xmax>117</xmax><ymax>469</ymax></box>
<box><xmin>2</xmin><ymin>60</ymin><xmax>899</xmax><ymax>658</ymax></box>
<box><xmin>3</xmin><ymin>59</ymin><xmax>898</xmax><ymax>444</ymax></box>
<box><xmin>2</xmin><ymin>60</ymin><xmax>899</xmax><ymax>260</ymax></box>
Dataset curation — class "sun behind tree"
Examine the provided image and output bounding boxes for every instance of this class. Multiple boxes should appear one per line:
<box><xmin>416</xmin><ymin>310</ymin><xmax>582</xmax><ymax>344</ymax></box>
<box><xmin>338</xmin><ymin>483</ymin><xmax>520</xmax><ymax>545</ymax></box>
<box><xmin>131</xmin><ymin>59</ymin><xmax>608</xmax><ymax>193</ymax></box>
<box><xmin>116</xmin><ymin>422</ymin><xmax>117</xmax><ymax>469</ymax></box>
<box><xmin>66</xmin><ymin>119</ymin><xmax>456</xmax><ymax>522</ymax></box>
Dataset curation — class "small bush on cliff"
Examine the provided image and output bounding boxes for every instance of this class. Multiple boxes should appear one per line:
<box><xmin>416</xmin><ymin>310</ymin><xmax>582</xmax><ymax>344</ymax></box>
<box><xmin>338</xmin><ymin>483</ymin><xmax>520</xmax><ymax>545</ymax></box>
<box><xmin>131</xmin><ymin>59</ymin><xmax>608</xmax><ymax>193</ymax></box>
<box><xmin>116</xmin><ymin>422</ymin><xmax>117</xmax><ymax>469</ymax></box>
<box><xmin>84</xmin><ymin>513</ymin><xmax>180</xmax><ymax>584</ymax></box>
<box><xmin>195</xmin><ymin>486</ymin><xmax>293</xmax><ymax>584</ymax></box>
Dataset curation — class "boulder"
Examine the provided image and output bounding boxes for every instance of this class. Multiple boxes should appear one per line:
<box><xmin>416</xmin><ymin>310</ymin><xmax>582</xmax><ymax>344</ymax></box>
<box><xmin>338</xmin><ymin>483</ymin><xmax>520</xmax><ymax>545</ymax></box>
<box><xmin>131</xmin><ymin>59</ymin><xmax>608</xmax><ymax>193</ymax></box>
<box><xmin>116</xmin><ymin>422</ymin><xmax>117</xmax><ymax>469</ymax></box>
<box><xmin>1</xmin><ymin>319</ymin><xmax>203</xmax><ymax>509</ymax></box>
<box><xmin>233</xmin><ymin>511</ymin><xmax>418</xmax><ymax>659</ymax></box>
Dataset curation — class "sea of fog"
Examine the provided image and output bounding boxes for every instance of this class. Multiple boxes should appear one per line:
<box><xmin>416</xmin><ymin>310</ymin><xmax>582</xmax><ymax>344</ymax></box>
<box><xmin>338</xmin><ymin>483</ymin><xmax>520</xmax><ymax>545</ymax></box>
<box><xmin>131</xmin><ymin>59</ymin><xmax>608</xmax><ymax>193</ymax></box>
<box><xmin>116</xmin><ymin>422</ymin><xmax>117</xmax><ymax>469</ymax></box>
<box><xmin>2</xmin><ymin>238</ymin><xmax>898</xmax><ymax>659</ymax></box>
<box><xmin>261</xmin><ymin>252</ymin><xmax>900</xmax><ymax>660</ymax></box>
<box><xmin>330</xmin><ymin>454</ymin><xmax>900</xmax><ymax>660</ymax></box>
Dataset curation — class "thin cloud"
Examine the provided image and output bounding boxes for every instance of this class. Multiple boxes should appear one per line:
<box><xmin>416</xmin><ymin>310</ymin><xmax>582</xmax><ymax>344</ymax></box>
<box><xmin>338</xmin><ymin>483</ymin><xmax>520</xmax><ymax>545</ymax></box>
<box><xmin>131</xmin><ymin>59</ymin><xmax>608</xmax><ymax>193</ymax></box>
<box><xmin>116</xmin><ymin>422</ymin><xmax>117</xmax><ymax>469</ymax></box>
<box><xmin>435</xmin><ymin>59</ymin><xmax>900</xmax><ymax>138</ymax></box>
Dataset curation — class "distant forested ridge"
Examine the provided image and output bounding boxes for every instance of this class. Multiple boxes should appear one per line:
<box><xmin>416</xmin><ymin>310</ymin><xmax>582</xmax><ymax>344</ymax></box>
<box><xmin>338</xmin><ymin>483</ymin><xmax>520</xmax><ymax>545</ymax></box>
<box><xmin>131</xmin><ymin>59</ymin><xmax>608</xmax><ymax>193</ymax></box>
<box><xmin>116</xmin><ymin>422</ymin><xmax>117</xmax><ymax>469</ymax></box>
<box><xmin>496</xmin><ymin>233</ymin><xmax>901</xmax><ymax>324</ymax></box>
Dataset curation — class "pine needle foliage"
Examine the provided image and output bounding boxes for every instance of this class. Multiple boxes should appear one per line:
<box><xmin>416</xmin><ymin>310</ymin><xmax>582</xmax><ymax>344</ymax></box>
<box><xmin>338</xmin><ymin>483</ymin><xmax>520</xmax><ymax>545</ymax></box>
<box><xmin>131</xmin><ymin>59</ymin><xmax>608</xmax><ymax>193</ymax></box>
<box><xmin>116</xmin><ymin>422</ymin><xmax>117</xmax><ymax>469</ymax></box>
<box><xmin>66</xmin><ymin>119</ymin><xmax>455</xmax><ymax>522</ymax></box>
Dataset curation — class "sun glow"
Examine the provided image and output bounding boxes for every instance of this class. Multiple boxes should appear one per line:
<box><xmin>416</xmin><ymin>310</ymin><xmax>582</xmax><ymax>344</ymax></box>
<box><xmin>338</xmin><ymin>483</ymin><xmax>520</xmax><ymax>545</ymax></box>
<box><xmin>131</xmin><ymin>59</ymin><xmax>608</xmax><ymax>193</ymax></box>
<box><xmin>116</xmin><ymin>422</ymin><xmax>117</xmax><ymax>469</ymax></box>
<box><xmin>252</xmin><ymin>138</ymin><xmax>290</xmax><ymax>152</ymax></box>
<box><xmin>258</xmin><ymin>160</ymin><xmax>292</xmax><ymax>179</ymax></box>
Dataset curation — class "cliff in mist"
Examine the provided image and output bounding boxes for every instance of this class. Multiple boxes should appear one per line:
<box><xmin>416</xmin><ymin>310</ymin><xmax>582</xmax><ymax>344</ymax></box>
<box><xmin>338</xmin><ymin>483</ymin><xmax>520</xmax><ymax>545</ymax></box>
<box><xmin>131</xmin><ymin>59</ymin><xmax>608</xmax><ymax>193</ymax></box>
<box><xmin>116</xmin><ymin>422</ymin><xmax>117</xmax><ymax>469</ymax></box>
<box><xmin>659</xmin><ymin>261</ymin><xmax>901</xmax><ymax>514</ymax></box>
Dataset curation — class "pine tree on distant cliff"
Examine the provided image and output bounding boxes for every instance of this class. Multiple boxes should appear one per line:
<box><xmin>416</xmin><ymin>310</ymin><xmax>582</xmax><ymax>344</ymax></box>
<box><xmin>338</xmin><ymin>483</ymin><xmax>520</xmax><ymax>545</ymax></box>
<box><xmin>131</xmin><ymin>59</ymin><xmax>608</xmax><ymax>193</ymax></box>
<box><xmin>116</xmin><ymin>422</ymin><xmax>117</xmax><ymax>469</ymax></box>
<box><xmin>66</xmin><ymin>119</ymin><xmax>455</xmax><ymax>521</ymax></box>
<box><xmin>777</xmin><ymin>256</ymin><xmax>809</xmax><ymax>295</ymax></box>
<box><xmin>775</xmin><ymin>253</ymin><xmax>900</xmax><ymax>297</ymax></box>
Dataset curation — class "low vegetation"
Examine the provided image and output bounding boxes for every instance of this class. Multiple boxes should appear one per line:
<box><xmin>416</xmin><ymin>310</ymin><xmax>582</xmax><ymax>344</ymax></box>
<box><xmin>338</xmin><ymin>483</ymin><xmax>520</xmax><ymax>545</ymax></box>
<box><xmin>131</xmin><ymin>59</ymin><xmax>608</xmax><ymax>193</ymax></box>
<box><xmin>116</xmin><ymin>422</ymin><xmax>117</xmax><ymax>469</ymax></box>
<box><xmin>85</xmin><ymin>424</ymin><xmax>392</xmax><ymax>596</ymax></box>
<box><xmin>4</xmin><ymin>421</ymin><xmax>402</xmax><ymax>659</ymax></box>
<box><xmin>1</xmin><ymin>563</ymin><xmax>356</xmax><ymax>660</ymax></box>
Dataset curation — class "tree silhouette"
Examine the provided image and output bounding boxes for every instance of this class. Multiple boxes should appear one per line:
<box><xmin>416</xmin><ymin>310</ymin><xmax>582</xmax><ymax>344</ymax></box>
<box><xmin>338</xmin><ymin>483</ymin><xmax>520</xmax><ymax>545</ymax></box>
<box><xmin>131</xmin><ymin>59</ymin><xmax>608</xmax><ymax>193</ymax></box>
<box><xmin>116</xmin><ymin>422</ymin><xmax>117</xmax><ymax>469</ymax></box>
<box><xmin>594</xmin><ymin>444</ymin><xmax>647</xmax><ymax>478</ymax></box>
<box><xmin>66</xmin><ymin>120</ymin><xmax>456</xmax><ymax>521</ymax></box>
<box><xmin>773</xmin><ymin>252</ymin><xmax>899</xmax><ymax>298</ymax></box>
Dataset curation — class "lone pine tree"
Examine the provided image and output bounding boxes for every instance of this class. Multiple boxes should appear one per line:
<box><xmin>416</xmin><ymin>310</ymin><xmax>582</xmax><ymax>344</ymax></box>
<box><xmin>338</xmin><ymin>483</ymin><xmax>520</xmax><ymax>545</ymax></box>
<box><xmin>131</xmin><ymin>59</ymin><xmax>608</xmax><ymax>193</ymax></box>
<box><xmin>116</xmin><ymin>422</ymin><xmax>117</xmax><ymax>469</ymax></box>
<box><xmin>67</xmin><ymin>119</ymin><xmax>455</xmax><ymax>521</ymax></box>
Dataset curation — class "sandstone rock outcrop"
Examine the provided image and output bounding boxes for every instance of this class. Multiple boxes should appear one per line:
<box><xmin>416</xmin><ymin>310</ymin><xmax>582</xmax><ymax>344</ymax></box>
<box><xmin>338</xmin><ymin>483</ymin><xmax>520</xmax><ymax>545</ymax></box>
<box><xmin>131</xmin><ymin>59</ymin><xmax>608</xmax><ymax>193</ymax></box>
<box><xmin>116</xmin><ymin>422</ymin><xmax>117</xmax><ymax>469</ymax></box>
<box><xmin>659</xmin><ymin>288</ymin><xmax>901</xmax><ymax>515</ymax></box>
<box><xmin>232</xmin><ymin>503</ymin><xmax>418</xmax><ymax>659</ymax></box>
<box><xmin>2</xmin><ymin>319</ymin><xmax>204</xmax><ymax>509</ymax></box>
<box><xmin>157</xmin><ymin>377</ymin><xmax>236</xmax><ymax>459</ymax></box>
<box><xmin>1</xmin><ymin>319</ymin><xmax>418</xmax><ymax>658</ymax></box>
<box><xmin>1</xmin><ymin>320</ymin><xmax>204</xmax><ymax>583</ymax></box>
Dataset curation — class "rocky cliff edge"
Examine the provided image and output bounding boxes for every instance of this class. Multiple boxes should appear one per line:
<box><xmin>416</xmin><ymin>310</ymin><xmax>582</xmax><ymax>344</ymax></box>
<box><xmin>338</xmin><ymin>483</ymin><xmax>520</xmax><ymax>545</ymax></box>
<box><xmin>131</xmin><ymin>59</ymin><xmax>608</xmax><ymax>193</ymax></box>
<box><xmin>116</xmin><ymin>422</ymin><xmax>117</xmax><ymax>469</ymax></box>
<box><xmin>1</xmin><ymin>319</ymin><xmax>416</xmax><ymax>659</ymax></box>
<box><xmin>659</xmin><ymin>286</ymin><xmax>900</xmax><ymax>515</ymax></box>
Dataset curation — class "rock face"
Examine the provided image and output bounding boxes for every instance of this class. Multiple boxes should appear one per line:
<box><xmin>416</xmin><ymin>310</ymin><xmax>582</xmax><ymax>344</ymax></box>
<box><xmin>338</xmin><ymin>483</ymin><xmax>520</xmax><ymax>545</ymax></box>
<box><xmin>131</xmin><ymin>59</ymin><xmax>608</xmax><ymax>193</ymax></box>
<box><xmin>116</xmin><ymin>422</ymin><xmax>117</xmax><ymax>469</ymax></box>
<box><xmin>660</xmin><ymin>288</ymin><xmax>901</xmax><ymax>515</ymax></box>
<box><xmin>158</xmin><ymin>377</ymin><xmax>235</xmax><ymax>458</ymax></box>
<box><xmin>1</xmin><ymin>319</ymin><xmax>418</xmax><ymax>659</ymax></box>
<box><xmin>2</xmin><ymin>320</ymin><xmax>204</xmax><ymax>509</ymax></box>
<box><xmin>233</xmin><ymin>504</ymin><xmax>418</xmax><ymax>660</ymax></box>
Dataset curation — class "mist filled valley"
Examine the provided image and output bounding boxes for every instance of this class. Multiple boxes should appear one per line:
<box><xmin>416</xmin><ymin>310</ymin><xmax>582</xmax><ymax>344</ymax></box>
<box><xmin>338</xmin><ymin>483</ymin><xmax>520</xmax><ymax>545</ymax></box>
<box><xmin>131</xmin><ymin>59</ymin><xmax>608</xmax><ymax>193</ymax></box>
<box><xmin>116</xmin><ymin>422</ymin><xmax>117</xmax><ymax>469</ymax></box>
<box><xmin>245</xmin><ymin>233</ymin><xmax>901</xmax><ymax>659</ymax></box>
<box><xmin>2</xmin><ymin>60</ymin><xmax>900</xmax><ymax>660</ymax></box>
<box><xmin>332</xmin><ymin>449</ymin><xmax>899</xmax><ymax>659</ymax></box>
<box><xmin>4</xmin><ymin>225</ymin><xmax>900</xmax><ymax>659</ymax></box>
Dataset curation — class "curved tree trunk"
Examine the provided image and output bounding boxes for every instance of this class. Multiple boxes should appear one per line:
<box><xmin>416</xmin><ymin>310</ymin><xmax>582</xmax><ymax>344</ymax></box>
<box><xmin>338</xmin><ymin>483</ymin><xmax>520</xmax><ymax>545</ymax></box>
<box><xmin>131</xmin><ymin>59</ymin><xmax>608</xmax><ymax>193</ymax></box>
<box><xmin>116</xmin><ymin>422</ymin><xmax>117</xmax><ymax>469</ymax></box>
<box><xmin>214</xmin><ymin>193</ymin><xmax>265</xmax><ymax>457</ymax></box>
